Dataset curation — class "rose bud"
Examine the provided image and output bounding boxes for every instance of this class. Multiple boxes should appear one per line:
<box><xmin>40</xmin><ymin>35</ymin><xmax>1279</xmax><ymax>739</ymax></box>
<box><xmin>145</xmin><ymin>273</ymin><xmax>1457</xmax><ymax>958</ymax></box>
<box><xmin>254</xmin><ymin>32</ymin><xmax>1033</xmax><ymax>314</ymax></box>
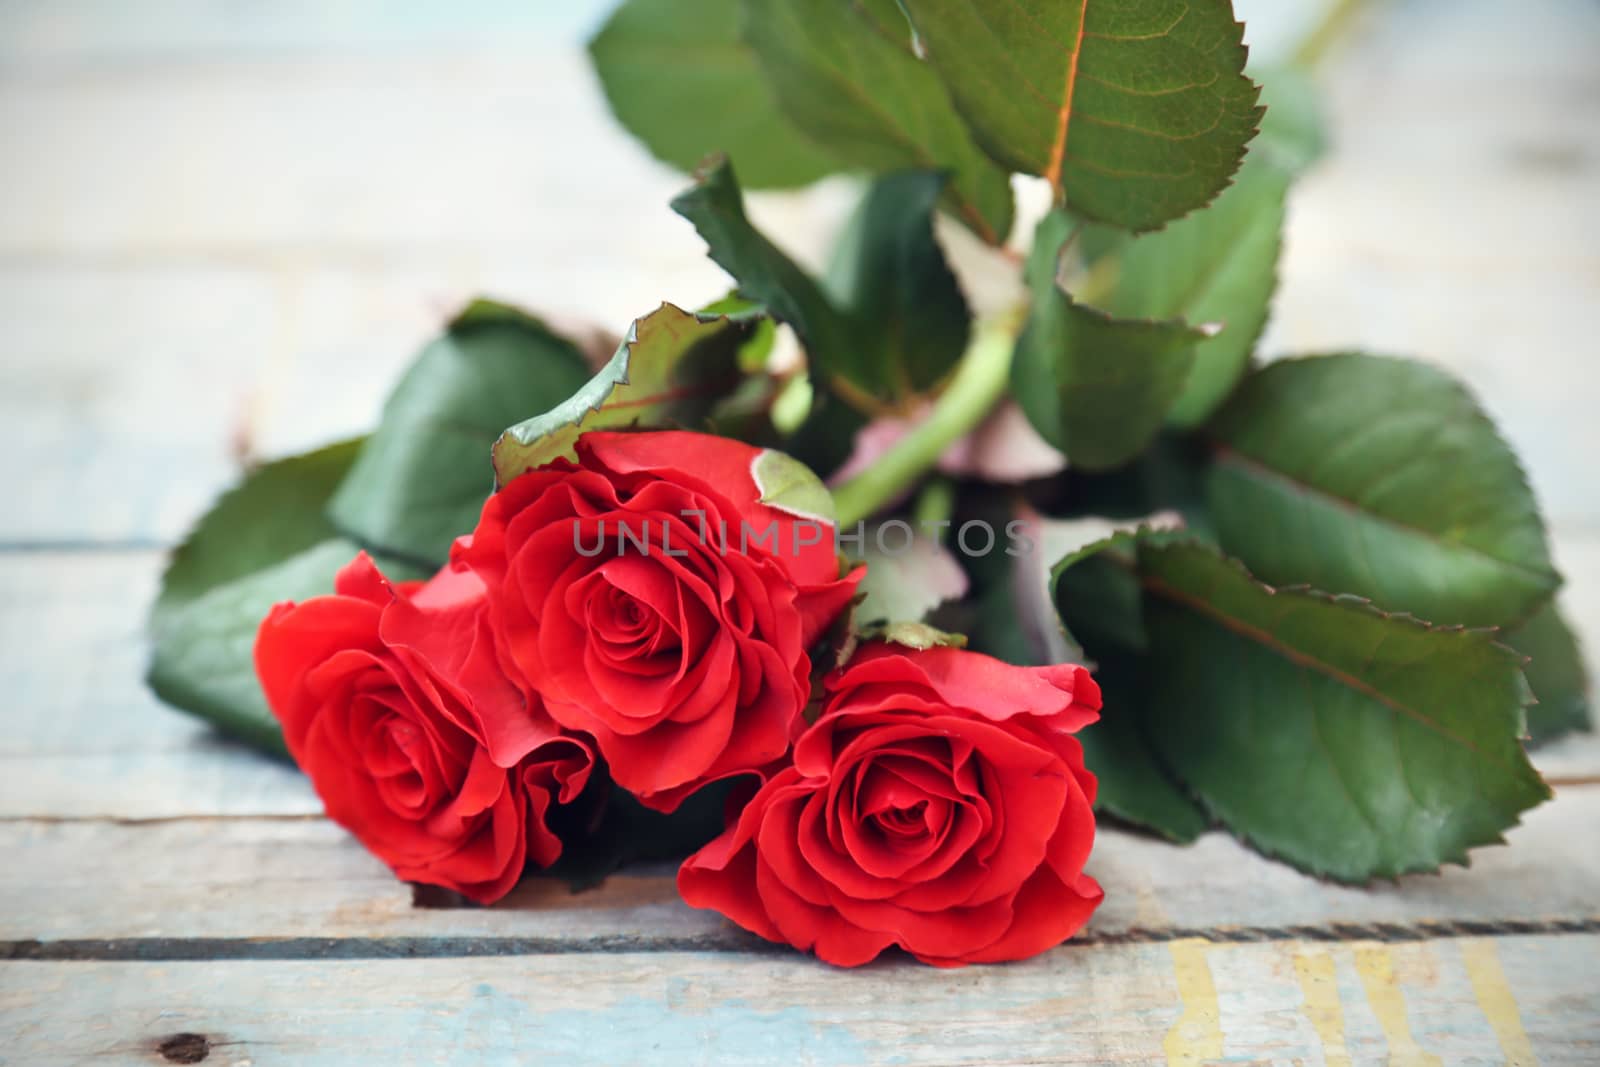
<box><xmin>679</xmin><ymin>643</ymin><xmax>1103</xmax><ymax>967</ymax></box>
<box><xmin>255</xmin><ymin>553</ymin><xmax>593</xmax><ymax>904</ymax></box>
<box><xmin>458</xmin><ymin>431</ymin><xmax>860</xmax><ymax>812</ymax></box>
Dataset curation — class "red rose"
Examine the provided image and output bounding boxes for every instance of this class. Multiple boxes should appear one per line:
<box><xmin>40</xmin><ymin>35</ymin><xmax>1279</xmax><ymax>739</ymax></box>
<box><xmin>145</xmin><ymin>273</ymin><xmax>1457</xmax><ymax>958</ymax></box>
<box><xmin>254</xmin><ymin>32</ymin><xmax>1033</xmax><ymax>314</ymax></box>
<box><xmin>255</xmin><ymin>553</ymin><xmax>593</xmax><ymax>904</ymax></box>
<box><xmin>678</xmin><ymin>643</ymin><xmax>1103</xmax><ymax>966</ymax></box>
<box><xmin>458</xmin><ymin>431</ymin><xmax>859</xmax><ymax>811</ymax></box>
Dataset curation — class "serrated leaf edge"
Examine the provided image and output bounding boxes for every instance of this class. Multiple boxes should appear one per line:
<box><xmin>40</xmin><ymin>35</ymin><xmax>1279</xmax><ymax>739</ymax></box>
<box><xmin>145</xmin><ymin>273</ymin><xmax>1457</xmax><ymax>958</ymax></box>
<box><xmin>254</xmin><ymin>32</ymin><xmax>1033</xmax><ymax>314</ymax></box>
<box><xmin>1206</xmin><ymin>351</ymin><xmax>1563</xmax><ymax>623</ymax></box>
<box><xmin>490</xmin><ymin>301</ymin><xmax>750</xmax><ymax>488</ymax></box>
<box><xmin>1142</xmin><ymin>537</ymin><xmax>1553</xmax><ymax>885</ymax></box>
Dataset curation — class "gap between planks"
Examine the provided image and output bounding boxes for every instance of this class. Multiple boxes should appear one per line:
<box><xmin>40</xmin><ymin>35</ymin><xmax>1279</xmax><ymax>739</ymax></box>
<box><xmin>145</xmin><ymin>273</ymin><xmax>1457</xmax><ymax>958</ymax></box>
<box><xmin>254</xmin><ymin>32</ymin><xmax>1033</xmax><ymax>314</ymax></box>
<box><xmin>5</xmin><ymin>918</ymin><xmax>1600</xmax><ymax>964</ymax></box>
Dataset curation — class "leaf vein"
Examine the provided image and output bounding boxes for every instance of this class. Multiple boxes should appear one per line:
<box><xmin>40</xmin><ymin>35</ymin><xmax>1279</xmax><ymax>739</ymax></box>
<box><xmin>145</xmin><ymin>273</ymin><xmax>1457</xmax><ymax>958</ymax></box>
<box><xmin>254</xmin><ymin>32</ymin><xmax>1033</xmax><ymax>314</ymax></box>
<box><xmin>1078</xmin><ymin>108</ymin><xmax>1226</xmax><ymax>144</ymax></box>
<box><xmin>1141</xmin><ymin>570</ymin><xmax>1521</xmax><ymax>776</ymax></box>
<box><xmin>1045</xmin><ymin>0</ymin><xmax>1091</xmax><ymax>193</ymax></box>
<box><xmin>1080</xmin><ymin>7</ymin><xmax>1189</xmax><ymax>43</ymax></box>
<box><xmin>1213</xmin><ymin>444</ymin><xmax>1556</xmax><ymax>585</ymax></box>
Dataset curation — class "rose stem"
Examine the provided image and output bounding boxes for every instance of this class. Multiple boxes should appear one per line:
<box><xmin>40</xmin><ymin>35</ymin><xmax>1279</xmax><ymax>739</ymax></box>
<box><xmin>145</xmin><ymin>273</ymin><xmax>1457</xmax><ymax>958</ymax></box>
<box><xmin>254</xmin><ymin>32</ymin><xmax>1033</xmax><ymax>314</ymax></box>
<box><xmin>912</xmin><ymin>476</ymin><xmax>957</xmax><ymax>531</ymax></box>
<box><xmin>831</xmin><ymin>309</ymin><xmax>1022</xmax><ymax>529</ymax></box>
<box><xmin>1292</xmin><ymin>0</ymin><xmax>1367</xmax><ymax>70</ymax></box>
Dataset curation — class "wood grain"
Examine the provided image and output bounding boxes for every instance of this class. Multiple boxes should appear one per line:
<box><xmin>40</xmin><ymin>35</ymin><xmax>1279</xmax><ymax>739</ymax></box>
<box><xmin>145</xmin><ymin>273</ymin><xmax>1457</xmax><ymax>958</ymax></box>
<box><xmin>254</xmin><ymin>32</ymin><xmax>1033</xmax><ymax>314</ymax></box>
<box><xmin>0</xmin><ymin>0</ymin><xmax>1596</xmax><ymax>1061</ymax></box>
<box><xmin>3</xmin><ymin>785</ymin><xmax>1596</xmax><ymax>947</ymax></box>
<box><xmin>2</xmin><ymin>936</ymin><xmax>1595</xmax><ymax>1065</ymax></box>
<box><xmin>0</xmin><ymin>551</ymin><xmax>317</xmax><ymax>820</ymax></box>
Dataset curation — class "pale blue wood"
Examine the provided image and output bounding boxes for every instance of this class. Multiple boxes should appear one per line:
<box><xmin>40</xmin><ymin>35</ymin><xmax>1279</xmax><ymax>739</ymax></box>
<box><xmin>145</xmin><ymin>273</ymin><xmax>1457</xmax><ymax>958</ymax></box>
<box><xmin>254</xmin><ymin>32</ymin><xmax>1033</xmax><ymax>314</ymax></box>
<box><xmin>1</xmin><ymin>937</ymin><xmax>1595</xmax><ymax>1064</ymax></box>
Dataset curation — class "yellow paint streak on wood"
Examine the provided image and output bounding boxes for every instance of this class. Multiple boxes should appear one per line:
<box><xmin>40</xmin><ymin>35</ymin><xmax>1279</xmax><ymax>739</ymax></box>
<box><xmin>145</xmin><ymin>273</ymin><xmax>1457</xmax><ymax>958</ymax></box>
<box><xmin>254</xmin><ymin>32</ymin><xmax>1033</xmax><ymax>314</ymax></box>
<box><xmin>1164</xmin><ymin>938</ymin><xmax>1224</xmax><ymax>1066</ymax></box>
<box><xmin>1293</xmin><ymin>948</ymin><xmax>1351</xmax><ymax>1067</ymax></box>
<box><xmin>1354</xmin><ymin>944</ymin><xmax>1441</xmax><ymax>1067</ymax></box>
<box><xmin>1461</xmin><ymin>939</ymin><xmax>1539</xmax><ymax>1065</ymax></box>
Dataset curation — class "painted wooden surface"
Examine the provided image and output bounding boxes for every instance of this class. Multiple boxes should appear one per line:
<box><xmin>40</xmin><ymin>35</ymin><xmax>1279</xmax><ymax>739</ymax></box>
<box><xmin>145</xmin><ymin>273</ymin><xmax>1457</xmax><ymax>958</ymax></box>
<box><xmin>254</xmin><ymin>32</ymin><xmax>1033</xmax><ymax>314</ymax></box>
<box><xmin>3</xmin><ymin>937</ymin><xmax>1595</xmax><ymax>1066</ymax></box>
<box><xmin>1</xmin><ymin>0</ymin><xmax>1597</xmax><ymax>1063</ymax></box>
<box><xmin>4</xmin><ymin>783</ymin><xmax>1599</xmax><ymax>948</ymax></box>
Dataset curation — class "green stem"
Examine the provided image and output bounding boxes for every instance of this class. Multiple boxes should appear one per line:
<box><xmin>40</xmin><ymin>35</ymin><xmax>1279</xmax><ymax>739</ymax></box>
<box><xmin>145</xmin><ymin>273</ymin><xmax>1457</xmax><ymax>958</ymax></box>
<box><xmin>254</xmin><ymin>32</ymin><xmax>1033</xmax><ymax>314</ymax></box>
<box><xmin>831</xmin><ymin>311</ymin><xmax>1022</xmax><ymax>529</ymax></box>
<box><xmin>1292</xmin><ymin>0</ymin><xmax>1366</xmax><ymax>70</ymax></box>
<box><xmin>912</xmin><ymin>476</ymin><xmax>957</xmax><ymax>530</ymax></box>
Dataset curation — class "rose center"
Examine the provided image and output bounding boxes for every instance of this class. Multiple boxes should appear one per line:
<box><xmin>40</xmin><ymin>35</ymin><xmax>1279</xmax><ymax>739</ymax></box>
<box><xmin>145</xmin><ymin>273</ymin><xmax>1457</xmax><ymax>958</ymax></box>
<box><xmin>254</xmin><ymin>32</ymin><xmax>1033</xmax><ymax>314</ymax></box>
<box><xmin>872</xmin><ymin>799</ymin><xmax>931</xmax><ymax>839</ymax></box>
<box><xmin>588</xmin><ymin>583</ymin><xmax>678</xmax><ymax>657</ymax></box>
<box><xmin>361</xmin><ymin>704</ymin><xmax>441</xmax><ymax>815</ymax></box>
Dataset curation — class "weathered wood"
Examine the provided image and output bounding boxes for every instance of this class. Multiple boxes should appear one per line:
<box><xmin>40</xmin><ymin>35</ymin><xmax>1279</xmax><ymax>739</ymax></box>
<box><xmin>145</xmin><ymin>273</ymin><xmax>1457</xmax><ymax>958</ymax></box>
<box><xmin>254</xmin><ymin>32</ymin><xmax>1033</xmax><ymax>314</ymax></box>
<box><xmin>3</xmin><ymin>785</ymin><xmax>1594</xmax><ymax>946</ymax></box>
<box><xmin>0</xmin><ymin>3</ymin><xmax>1594</xmax><ymax>545</ymax></box>
<box><xmin>1</xmin><ymin>935</ymin><xmax>1593</xmax><ymax>1064</ymax></box>
<box><xmin>0</xmin><ymin>551</ymin><xmax>318</xmax><ymax>819</ymax></box>
<box><xmin>0</xmin><ymin>45</ymin><xmax>852</xmax><ymax>543</ymax></box>
<box><xmin>0</xmin><ymin>2</ymin><xmax>607</xmax><ymax>62</ymax></box>
<box><xmin>1261</xmin><ymin>0</ymin><xmax>1600</xmax><ymax>524</ymax></box>
<box><xmin>0</xmin><ymin>0</ymin><xmax>1596</xmax><ymax>1060</ymax></box>
<box><xmin>0</xmin><ymin>268</ymin><xmax>274</xmax><ymax>545</ymax></box>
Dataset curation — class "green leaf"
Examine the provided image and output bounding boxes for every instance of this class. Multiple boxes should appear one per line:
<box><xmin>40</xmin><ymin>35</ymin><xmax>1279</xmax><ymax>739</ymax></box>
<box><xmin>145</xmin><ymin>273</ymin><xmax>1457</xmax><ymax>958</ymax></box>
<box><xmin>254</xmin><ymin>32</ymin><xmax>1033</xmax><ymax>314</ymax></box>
<box><xmin>823</xmin><ymin>170</ymin><xmax>972</xmax><ymax>398</ymax></box>
<box><xmin>778</xmin><ymin>381</ymin><xmax>868</xmax><ymax>480</ymax></box>
<box><xmin>1206</xmin><ymin>355</ymin><xmax>1560</xmax><ymax>627</ymax></box>
<box><xmin>490</xmin><ymin>302</ymin><xmax>752</xmax><ymax>486</ymax></box>
<box><xmin>899</xmin><ymin>0</ymin><xmax>1261</xmax><ymax>230</ymax></box>
<box><xmin>149</xmin><ymin>540</ymin><xmax>365</xmax><ymax>756</ymax></box>
<box><xmin>1013</xmin><ymin>211</ymin><xmax>1203</xmax><ymax>470</ymax></box>
<box><xmin>674</xmin><ymin>159</ymin><xmax>969</xmax><ymax>411</ymax></box>
<box><xmin>990</xmin><ymin>509</ymin><xmax>1183</xmax><ymax>666</ymax></box>
<box><xmin>149</xmin><ymin>442</ymin><xmax>421</xmax><ymax>754</ymax></box>
<box><xmin>1079</xmin><ymin>156</ymin><xmax>1289</xmax><ymax>426</ymax></box>
<box><xmin>1504</xmin><ymin>602</ymin><xmax>1591</xmax><ymax>743</ymax></box>
<box><xmin>752</xmin><ymin>447</ymin><xmax>836</xmax><ymax>524</ymax></box>
<box><xmin>1078</xmin><ymin>651</ymin><xmax>1210</xmax><ymax>843</ymax></box>
<box><xmin>328</xmin><ymin>301</ymin><xmax>593</xmax><ymax>566</ymax></box>
<box><xmin>1049</xmin><ymin>528</ymin><xmax>1209</xmax><ymax>842</ymax></box>
<box><xmin>1137</xmin><ymin>538</ymin><xmax>1549</xmax><ymax>881</ymax></box>
<box><xmin>972</xmin><ymin>520</ymin><xmax>1204</xmax><ymax>842</ymax></box>
<box><xmin>1058</xmin><ymin>433</ymin><xmax>1218</xmax><ymax>542</ymax></box>
<box><xmin>672</xmin><ymin>160</ymin><xmax>856</xmax><ymax>374</ymax></box>
<box><xmin>1253</xmin><ymin>64</ymin><xmax>1327</xmax><ymax>177</ymax></box>
<box><xmin>847</xmin><ymin>526</ymin><xmax>968</xmax><ymax>627</ymax></box>
<box><xmin>152</xmin><ymin>439</ymin><xmax>363</xmax><ymax>627</ymax></box>
<box><xmin>742</xmin><ymin>0</ymin><xmax>1013</xmax><ymax>242</ymax></box>
<box><xmin>1050</xmin><ymin>526</ymin><xmax>1162</xmax><ymax>652</ymax></box>
<box><xmin>699</xmin><ymin>291</ymin><xmax>779</xmax><ymax>372</ymax></box>
<box><xmin>589</xmin><ymin>0</ymin><xmax>838</xmax><ymax>189</ymax></box>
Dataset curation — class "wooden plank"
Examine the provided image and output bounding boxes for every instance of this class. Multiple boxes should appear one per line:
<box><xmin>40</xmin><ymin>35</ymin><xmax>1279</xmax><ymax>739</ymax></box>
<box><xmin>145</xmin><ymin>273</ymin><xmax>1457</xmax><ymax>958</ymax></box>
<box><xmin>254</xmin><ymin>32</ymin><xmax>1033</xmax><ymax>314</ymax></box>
<box><xmin>4</xmin><ymin>785</ymin><xmax>1595</xmax><ymax>946</ymax></box>
<box><xmin>0</xmin><ymin>267</ymin><xmax>270</xmax><ymax>544</ymax></box>
<box><xmin>0</xmin><ymin>551</ymin><xmax>318</xmax><ymax>819</ymax></box>
<box><xmin>0</xmin><ymin>1</ymin><xmax>609</xmax><ymax>63</ymax></box>
<box><xmin>1551</xmin><ymin>526</ymin><xmax>1600</xmax><ymax>700</ymax></box>
<box><xmin>0</xmin><ymin>0</ymin><xmax>1335</xmax><ymax>70</ymax></box>
<box><xmin>1</xmin><ymin>935</ymin><xmax>1594</xmax><ymax>1064</ymax></box>
<box><xmin>0</xmin><ymin>1</ymin><xmax>1592</xmax><ymax>1059</ymax></box>
<box><xmin>0</xmin><ymin>49</ymin><xmax>843</xmax><ymax>276</ymax></box>
<box><xmin>0</xmin><ymin>195</ymin><xmax>841</xmax><ymax>549</ymax></box>
<box><xmin>0</xmin><ymin>249</ymin><xmax>873</xmax><ymax>542</ymax></box>
<box><xmin>0</xmin><ymin>12</ymin><xmax>852</xmax><ymax>545</ymax></box>
<box><xmin>0</xmin><ymin>1</ymin><xmax>1593</xmax><ymax>545</ymax></box>
<box><xmin>2</xmin><ymin>544</ymin><xmax>1594</xmax><ymax>818</ymax></box>
<box><xmin>1261</xmin><ymin>1</ymin><xmax>1600</xmax><ymax>525</ymax></box>
<box><xmin>0</xmin><ymin>261</ymin><xmax>664</xmax><ymax>544</ymax></box>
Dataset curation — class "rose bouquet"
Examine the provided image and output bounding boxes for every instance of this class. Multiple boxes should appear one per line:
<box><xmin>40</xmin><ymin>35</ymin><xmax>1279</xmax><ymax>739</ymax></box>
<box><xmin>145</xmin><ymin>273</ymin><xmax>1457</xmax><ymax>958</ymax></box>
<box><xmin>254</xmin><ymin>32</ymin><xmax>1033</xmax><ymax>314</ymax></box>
<box><xmin>146</xmin><ymin>0</ymin><xmax>1588</xmax><ymax>967</ymax></box>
